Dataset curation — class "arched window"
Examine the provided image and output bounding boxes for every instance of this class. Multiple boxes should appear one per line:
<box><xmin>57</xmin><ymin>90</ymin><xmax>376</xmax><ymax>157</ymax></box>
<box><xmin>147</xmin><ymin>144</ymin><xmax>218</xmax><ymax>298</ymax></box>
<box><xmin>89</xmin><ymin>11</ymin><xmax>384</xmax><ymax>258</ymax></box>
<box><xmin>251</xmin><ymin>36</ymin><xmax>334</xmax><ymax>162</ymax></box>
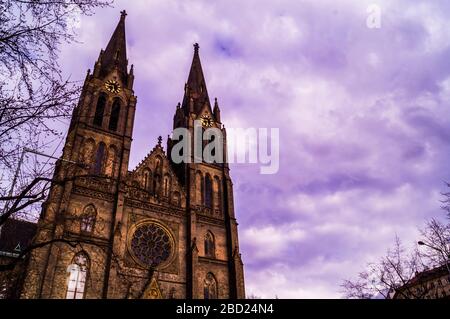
<box><xmin>195</xmin><ymin>172</ymin><xmax>203</xmax><ymax>204</ymax></box>
<box><xmin>80</xmin><ymin>205</ymin><xmax>96</xmax><ymax>233</ymax></box>
<box><xmin>93</xmin><ymin>94</ymin><xmax>106</xmax><ymax>127</ymax></box>
<box><xmin>153</xmin><ymin>174</ymin><xmax>161</xmax><ymax>195</ymax></box>
<box><xmin>204</xmin><ymin>231</ymin><xmax>215</xmax><ymax>258</ymax></box>
<box><xmin>92</xmin><ymin>142</ymin><xmax>106</xmax><ymax>175</ymax></box>
<box><xmin>163</xmin><ymin>174</ymin><xmax>171</xmax><ymax>197</ymax></box>
<box><xmin>203</xmin><ymin>273</ymin><xmax>217</xmax><ymax>299</ymax></box>
<box><xmin>155</xmin><ymin>157</ymin><xmax>162</xmax><ymax>174</ymax></box>
<box><xmin>204</xmin><ymin>174</ymin><xmax>213</xmax><ymax>208</ymax></box>
<box><xmin>143</xmin><ymin>168</ymin><xmax>152</xmax><ymax>191</ymax></box>
<box><xmin>214</xmin><ymin>177</ymin><xmax>222</xmax><ymax>212</ymax></box>
<box><xmin>108</xmin><ymin>98</ymin><xmax>121</xmax><ymax>131</ymax></box>
<box><xmin>66</xmin><ymin>252</ymin><xmax>89</xmax><ymax>299</ymax></box>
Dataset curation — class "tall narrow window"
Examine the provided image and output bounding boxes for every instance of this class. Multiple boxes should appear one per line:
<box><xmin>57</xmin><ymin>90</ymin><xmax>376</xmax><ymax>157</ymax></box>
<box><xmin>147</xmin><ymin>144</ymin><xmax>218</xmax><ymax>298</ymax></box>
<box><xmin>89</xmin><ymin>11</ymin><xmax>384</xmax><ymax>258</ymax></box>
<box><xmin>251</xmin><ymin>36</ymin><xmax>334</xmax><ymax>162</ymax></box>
<box><xmin>93</xmin><ymin>94</ymin><xmax>106</xmax><ymax>127</ymax></box>
<box><xmin>196</xmin><ymin>172</ymin><xmax>203</xmax><ymax>204</ymax></box>
<box><xmin>163</xmin><ymin>175</ymin><xmax>171</xmax><ymax>197</ymax></box>
<box><xmin>80</xmin><ymin>205</ymin><xmax>96</xmax><ymax>233</ymax></box>
<box><xmin>214</xmin><ymin>177</ymin><xmax>222</xmax><ymax>212</ymax></box>
<box><xmin>164</xmin><ymin>179</ymin><xmax>168</xmax><ymax>196</ymax></box>
<box><xmin>205</xmin><ymin>174</ymin><xmax>213</xmax><ymax>208</ymax></box>
<box><xmin>153</xmin><ymin>174</ymin><xmax>161</xmax><ymax>195</ymax></box>
<box><xmin>204</xmin><ymin>231</ymin><xmax>215</xmax><ymax>258</ymax></box>
<box><xmin>92</xmin><ymin>142</ymin><xmax>106</xmax><ymax>175</ymax></box>
<box><xmin>143</xmin><ymin>171</ymin><xmax>149</xmax><ymax>189</ymax></box>
<box><xmin>108</xmin><ymin>98</ymin><xmax>121</xmax><ymax>131</ymax></box>
<box><xmin>143</xmin><ymin>168</ymin><xmax>151</xmax><ymax>191</ymax></box>
<box><xmin>66</xmin><ymin>252</ymin><xmax>89</xmax><ymax>299</ymax></box>
<box><xmin>203</xmin><ymin>273</ymin><xmax>218</xmax><ymax>299</ymax></box>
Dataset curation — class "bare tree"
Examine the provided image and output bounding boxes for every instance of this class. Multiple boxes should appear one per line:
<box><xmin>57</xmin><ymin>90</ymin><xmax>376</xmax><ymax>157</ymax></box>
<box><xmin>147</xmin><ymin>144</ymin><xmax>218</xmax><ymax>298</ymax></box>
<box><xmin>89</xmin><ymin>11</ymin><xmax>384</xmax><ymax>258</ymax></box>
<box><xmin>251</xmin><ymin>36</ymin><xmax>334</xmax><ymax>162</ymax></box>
<box><xmin>342</xmin><ymin>182</ymin><xmax>450</xmax><ymax>299</ymax></box>
<box><xmin>0</xmin><ymin>0</ymin><xmax>112</xmax><ymax>199</ymax></box>
<box><xmin>342</xmin><ymin>221</ymin><xmax>450</xmax><ymax>298</ymax></box>
<box><xmin>342</xmin><ymin>236</ymin><xmax>432</xmax><ymax>299</ymax></box>
<box><xmin>418</xmin><ymin>219</ymin><xmax>450</xmax><ymax>267</ymax></box>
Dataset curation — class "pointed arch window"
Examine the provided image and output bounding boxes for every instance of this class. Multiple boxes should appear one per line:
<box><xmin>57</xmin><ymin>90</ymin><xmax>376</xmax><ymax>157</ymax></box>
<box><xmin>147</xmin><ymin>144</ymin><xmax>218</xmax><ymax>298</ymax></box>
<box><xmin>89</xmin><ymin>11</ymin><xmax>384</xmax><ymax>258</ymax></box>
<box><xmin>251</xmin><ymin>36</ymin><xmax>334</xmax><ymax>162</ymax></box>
<box><xmin>204</xmin><ymin>174</ymin><xmax>213</xmax><ymax>208</ymax></box>
<box><xmin>214</xmin><ymin>177</ymin><xmax>222</xmax><ymax>212</ymax></box>
<box><xmin>204</xmin><ymin>231</ymin><xmax>215</xmax><ymax>258</ymax></box>
<box><xmin>108</xmin><ymin>98</ymin><xmax>121</xmax><ymax>131</ymax></box>
<box><xmin>66</xmin><ymin>252</ymin><xmax>89</xmax><ymax>299</ymax></box>
<box><xmin>92</xmin><ymin>142</ymin><xmax>106</xmax><ymax>175</ymax></box>
<box><xmin>195</xmin><ymin>172</ymin><xmax>203</xmax><ymax>204</ymax></box>
<box><xmin>80</xmin><ymin>205</ymin><xmax>96</xmax><ymax>233</ymax></box>
<box><xmin>203</xmin><ymin>273</ymin><xmax>218</xmax><ymax>299</ymax></box>
<box><xmin>163</xmin><ymin>175</ymin><xmax>171</xmax><ymax>197</ymax></box>
<box><xmin>143</xmin><ymin>168</ymin><xmax>152</xmax><ymax>191</ymax></box>
<box><xmin>93</xmin><ymin>94</ymin><xmax>107</xmax><ymax>127</ymax></box>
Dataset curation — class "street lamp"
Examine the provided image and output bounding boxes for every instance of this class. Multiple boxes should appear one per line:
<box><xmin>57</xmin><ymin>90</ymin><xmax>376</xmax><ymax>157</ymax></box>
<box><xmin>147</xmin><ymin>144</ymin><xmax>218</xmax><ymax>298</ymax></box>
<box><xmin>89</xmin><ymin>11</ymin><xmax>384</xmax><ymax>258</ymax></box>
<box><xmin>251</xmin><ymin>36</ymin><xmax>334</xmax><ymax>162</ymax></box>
<box><xmin>417</xmin><ymin>240</ymin><xmax>450</xmax><ymax>277</ymax></box>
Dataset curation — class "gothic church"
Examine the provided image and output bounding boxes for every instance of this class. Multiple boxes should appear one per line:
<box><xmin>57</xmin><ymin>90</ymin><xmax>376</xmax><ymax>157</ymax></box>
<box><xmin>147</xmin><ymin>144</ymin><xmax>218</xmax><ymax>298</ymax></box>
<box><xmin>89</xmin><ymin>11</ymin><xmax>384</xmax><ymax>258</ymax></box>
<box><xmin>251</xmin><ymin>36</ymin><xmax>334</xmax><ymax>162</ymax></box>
<box><xmin>19</xmin><ymin>11</ymin><xmax>245</xmax><ymax>299</ymax></box>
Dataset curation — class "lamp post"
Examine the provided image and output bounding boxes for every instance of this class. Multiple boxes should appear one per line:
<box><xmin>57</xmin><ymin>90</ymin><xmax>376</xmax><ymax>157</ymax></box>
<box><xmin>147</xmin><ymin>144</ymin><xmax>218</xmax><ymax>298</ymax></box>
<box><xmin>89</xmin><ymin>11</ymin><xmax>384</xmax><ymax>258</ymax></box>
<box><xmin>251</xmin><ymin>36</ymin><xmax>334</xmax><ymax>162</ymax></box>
<box><xmin>417</xmin><ymin>241</ymin><xmax>450</xmax><ymax>277</ymax></box>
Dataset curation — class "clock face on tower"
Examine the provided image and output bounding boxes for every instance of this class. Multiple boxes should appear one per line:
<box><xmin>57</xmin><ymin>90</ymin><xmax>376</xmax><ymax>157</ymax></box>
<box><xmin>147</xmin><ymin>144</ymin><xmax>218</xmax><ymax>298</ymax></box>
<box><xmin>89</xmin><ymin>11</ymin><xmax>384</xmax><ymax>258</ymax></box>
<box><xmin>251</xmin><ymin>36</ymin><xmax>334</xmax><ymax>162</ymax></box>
<box><xmin>105</xmin><ymin>79</ymin><xmax>121</xmax><ymax>94</ymax></box>
<box><xmin>200</xmin><ymin>114</ymin><xmax>214</xmax><ymax>127</ymax></box>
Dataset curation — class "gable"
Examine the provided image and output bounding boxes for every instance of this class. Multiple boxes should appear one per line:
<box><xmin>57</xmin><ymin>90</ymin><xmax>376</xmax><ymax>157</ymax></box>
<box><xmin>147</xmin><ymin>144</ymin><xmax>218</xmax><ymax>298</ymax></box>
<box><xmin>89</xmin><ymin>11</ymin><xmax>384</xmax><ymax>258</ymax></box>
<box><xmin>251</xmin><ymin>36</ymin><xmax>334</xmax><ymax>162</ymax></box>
<box><xmin>128</xmin><ymin>143</ymin><xmax>186</xmax><ymax>208</ymax></box>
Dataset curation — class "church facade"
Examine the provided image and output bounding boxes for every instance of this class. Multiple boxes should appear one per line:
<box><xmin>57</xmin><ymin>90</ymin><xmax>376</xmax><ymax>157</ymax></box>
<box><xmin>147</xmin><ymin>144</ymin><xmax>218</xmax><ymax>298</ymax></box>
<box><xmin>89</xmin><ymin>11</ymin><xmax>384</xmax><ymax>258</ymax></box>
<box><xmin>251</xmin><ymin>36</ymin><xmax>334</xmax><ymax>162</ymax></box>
<box><xmin>19</xmin><ymin>11</ymin><xmax>245</xmax><ymax>299</ymax></box>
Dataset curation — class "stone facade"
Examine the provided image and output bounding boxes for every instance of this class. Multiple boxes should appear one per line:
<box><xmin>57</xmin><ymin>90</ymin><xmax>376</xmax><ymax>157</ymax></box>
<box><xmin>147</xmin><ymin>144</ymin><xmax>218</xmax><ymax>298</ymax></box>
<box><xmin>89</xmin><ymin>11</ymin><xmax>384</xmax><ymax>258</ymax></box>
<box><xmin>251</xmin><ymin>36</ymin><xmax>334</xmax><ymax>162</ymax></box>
<box><xmin>19</xmin><ymin>11</ymin><xmax>245</xmax><ymax>299</ymax></box>
<box><xmin>392</xmin><ymin>264</ymin><xmax>450</xmax><ymax>299</ymax></box>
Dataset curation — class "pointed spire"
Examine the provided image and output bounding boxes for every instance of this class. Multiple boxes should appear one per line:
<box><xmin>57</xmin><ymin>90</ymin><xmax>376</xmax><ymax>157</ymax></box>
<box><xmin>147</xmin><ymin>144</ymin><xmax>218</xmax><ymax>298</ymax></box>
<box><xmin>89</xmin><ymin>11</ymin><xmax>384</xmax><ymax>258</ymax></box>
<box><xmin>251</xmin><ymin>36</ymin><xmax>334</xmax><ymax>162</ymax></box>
<box><xmin>213</xmin><ymin>97</ymin><xmax>221</xmax><ymax>123</ymax></box>
<box><xmin>100</xmin><ymin>10</ymin><xmax>128</xmax><ymax>76</ymax></box>
<box><xmin>182</xmin><ymin>43</ymin><xmax>211</xmax><ymax>114</ymax></box>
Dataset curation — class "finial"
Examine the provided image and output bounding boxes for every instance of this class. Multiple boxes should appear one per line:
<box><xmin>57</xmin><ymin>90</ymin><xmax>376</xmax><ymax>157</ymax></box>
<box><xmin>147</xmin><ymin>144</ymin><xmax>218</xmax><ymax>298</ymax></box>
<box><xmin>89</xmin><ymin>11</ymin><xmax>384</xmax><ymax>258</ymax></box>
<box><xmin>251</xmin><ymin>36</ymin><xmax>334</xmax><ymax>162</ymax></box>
<box><xmin>177</xmin><ymin>102</ymin><xmax>181</xmax><ymax>109</ymax></box>
<box><xmin>194</xmin><ymin>43</ymin><xmax>199</xmax><ymax>52</ymax></box>
<box><xmin>157</xmin><ymin>136</ymin><xmax>162</xmax><ymax>146</ymax></box>
<box><xmin>120</xmin><ymin>10</ymin><xmax>127</xmax><ymax>20</ymax></box>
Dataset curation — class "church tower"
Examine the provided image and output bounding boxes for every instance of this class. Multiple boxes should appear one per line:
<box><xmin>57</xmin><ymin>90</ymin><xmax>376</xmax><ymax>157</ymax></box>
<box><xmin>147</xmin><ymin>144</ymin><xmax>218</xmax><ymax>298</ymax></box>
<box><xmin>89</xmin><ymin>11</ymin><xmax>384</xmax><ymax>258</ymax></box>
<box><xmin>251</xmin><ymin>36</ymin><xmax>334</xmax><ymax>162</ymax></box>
<box><xmin>168</xmin><ymin>43</ymin><xmax>245</xmax><ymax>298</ymax></box>
<box><xmin>20</xmin><ymin>11</ymin><xmax>137</xmax><ymax>299</ymax></box>
<box><xmin>19</xmin><ymin>12</ymin><xmax>244</xmax><ymax>299</ymax></box>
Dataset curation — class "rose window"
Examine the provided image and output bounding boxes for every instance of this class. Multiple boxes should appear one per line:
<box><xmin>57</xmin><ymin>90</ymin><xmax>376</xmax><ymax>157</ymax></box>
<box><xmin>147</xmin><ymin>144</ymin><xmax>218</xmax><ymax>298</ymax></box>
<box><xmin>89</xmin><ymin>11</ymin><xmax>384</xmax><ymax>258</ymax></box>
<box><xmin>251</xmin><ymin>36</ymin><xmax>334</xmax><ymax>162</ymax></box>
<box><xmin>129</xmin><ymin>222</ymin><xmax>173</xmax><ymax>267</ymax></box>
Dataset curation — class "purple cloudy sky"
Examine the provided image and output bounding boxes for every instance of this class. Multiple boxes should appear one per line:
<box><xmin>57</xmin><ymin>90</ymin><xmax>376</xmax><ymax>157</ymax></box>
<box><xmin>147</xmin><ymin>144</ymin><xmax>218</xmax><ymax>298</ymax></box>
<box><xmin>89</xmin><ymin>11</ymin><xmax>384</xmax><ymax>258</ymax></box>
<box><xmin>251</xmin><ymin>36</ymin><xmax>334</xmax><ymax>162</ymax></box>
<box><xmin>57</xmin><ymin>0</ymin><xmax>450</xmax><ymax>298</ymax></box>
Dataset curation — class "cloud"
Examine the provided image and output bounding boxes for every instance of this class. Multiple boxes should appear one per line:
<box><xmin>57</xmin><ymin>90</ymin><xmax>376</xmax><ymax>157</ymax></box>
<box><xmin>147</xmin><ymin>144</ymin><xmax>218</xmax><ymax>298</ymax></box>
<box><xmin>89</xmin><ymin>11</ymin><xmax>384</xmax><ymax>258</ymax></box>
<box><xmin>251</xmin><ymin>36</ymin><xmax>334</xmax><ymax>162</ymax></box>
<box><xmin>56</xmin><ymin>0</ymin><xmax>450</xmax><ymax>298</ymax></box>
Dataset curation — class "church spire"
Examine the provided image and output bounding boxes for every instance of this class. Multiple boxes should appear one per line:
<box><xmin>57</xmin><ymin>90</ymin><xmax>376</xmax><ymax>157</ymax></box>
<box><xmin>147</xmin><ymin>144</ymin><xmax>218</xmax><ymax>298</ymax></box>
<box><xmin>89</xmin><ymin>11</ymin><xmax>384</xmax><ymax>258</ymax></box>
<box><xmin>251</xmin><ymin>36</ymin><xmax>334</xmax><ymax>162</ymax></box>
<box><xmin>99</xmin><ymin>10</ymin><xmax>128</xmax><ymax>77</ymax></box>
<box><xmin>182</xmin><ymin>43</ymin><xmax>211</xmax><ymax>114</ymax></box>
